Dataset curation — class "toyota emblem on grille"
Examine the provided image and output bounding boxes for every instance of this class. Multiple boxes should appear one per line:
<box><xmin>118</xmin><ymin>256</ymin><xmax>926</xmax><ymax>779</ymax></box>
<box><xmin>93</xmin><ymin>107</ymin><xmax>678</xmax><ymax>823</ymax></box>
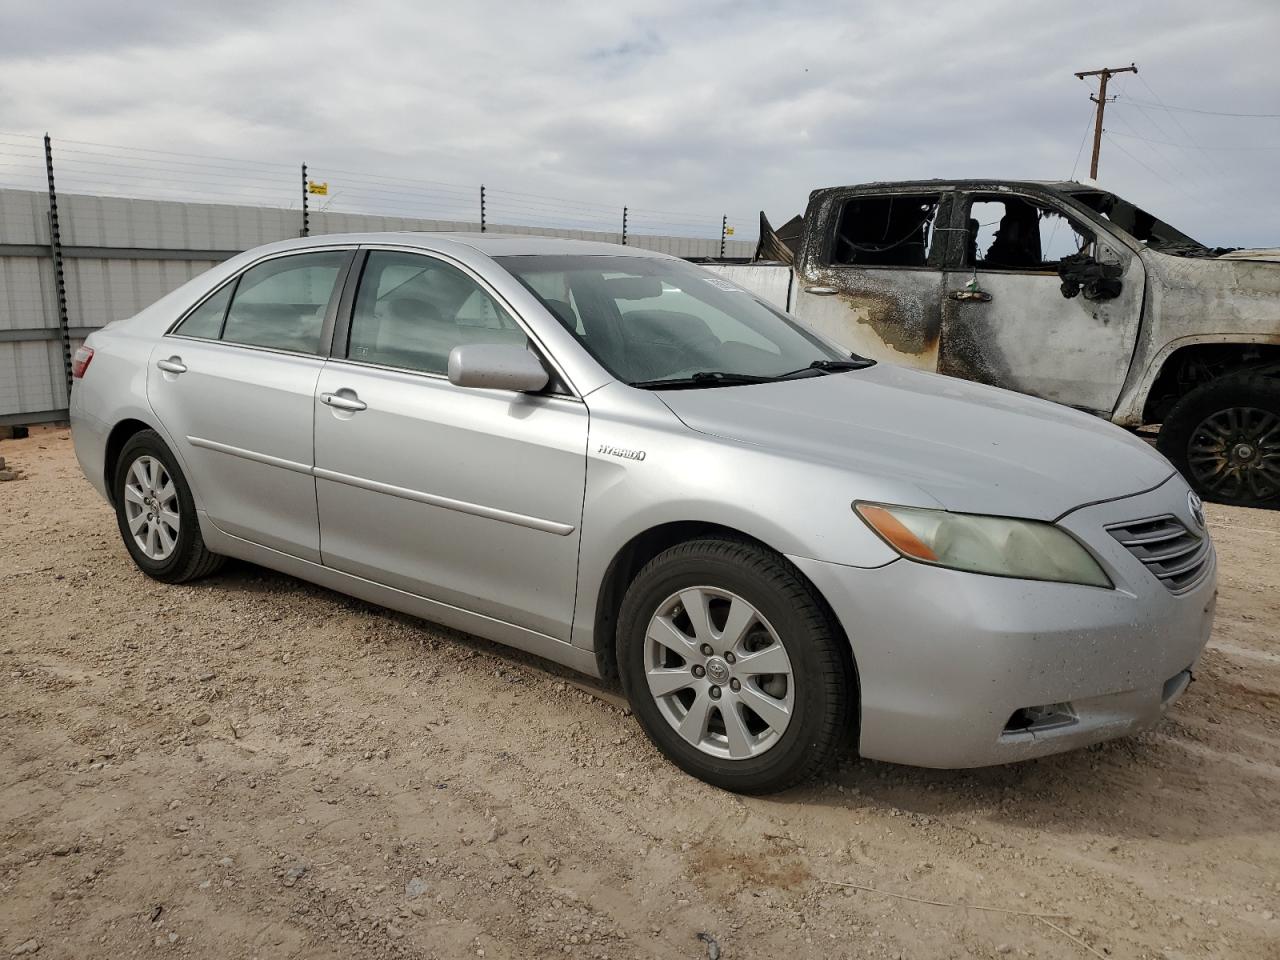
<box><xmin>1188</xmin><ymin>491</ymin><xmax>1205</xmax><ymax>530</ymax></box>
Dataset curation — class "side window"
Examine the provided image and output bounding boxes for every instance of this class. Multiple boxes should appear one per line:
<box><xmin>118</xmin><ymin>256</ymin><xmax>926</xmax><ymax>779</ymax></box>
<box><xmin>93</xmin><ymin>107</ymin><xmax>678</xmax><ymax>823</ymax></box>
<box><xmin>967</xmin><ymin>196</ymin><xmax>1094</xmax><ymax>270</ymax></box>
<box><xmin>347</xmin><ymin>251</ymin><xmax>527</xmax><ymax>375</ymax></box>
<box><xmin>221</xmin><ymin>251</ymin><xmax>348</xmax><ymax>354</ymax></box>
<box><xmin>173</xmin><ymin>283</ymin><xmax>233</xmax><ymax>339</ymax></box>
<box><xmin>831</xmin><ymin>193</ymin><xmax>941</xmax><ymax>267</ymax></box>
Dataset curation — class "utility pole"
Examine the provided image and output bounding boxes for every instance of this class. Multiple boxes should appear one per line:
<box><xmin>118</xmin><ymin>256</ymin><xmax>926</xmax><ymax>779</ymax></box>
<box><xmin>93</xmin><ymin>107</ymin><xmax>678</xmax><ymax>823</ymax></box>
<box><xmin>1074</xmin><ymin>63</ymin><xmax>1137</xmax><ymax>180</ymax></box>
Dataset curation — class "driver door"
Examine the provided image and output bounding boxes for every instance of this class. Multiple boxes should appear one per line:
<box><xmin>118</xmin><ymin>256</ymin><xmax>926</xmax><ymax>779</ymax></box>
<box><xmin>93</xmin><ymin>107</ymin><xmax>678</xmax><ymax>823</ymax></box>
<box><xmin>939</xmin><ymin>190</ymin><xmax>1145</xmax><ymax>415</ymax></box>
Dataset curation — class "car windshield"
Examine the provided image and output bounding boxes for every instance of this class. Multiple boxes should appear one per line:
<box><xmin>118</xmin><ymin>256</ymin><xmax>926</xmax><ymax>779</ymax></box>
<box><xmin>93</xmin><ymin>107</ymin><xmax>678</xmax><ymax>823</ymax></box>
<box><xmin>496</xmin><ymin>255</ymin><xmax>847</xmax><ymax>387</ymax></box>
<box><xmin>1065</xmin><ymin>188</ymin><xmax>1210</xmax><ymax>256</ymax></box>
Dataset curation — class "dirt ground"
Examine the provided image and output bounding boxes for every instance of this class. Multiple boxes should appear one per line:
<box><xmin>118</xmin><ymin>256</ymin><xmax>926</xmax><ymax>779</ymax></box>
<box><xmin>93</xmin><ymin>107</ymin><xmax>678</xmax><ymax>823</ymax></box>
<box><xmin>1</xmin><ymin>427</ymin><xmax>1277</xmax><ymax>960</ymax></box>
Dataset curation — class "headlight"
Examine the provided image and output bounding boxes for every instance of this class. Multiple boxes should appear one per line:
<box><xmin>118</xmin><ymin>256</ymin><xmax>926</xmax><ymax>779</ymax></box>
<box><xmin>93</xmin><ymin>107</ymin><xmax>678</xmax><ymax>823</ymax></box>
<box><xmin>854</xmin><ymin>502</ymin><xmax>1111</xmax><ymax>588</ymax></box>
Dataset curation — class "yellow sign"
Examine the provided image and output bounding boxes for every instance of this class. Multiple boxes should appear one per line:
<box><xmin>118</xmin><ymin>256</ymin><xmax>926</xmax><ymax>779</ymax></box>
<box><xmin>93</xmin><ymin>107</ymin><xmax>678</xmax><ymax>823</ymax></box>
<box><xmin>307</xmin><ymin>180</ymin><xmax>329</xmax><ymax>196</ymax></box>
<box><xmin>724</xmin><ymin>226</ymin><xmax>735</xmax><ymax>236</ymax></box>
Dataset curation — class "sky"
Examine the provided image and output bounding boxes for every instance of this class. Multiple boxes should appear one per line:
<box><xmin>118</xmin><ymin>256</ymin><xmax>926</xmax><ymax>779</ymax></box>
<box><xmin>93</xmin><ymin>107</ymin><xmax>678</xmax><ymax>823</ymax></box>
<box><xmin>1</xmin><ymin>0</ymin><xmax>1278</xmax><ymax>246</ymax></box>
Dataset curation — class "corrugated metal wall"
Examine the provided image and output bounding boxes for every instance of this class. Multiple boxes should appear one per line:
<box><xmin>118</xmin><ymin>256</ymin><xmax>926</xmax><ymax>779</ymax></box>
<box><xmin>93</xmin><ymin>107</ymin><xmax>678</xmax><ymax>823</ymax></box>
<box><xmin>0</xmin><ymin>187</ymin><xmax>755</xmax><ymax>423</ymax></box>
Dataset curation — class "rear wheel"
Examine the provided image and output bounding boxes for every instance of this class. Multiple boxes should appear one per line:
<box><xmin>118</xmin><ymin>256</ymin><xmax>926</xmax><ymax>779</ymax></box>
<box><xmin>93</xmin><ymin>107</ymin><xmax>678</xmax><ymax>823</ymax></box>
<box><xmin>1158</xmin><ymin>374</ymin><xmax>1280</xmax><ymax>508</ymax></box>
<box><xmin>617</xmin><ymin>538</ymin><xmax>854</xmax><ymax>794</ymax></box>
<box><xmin>113</xmin><ymin>430</ymin><xmax>225</xmax><ymax>582</ymax></box>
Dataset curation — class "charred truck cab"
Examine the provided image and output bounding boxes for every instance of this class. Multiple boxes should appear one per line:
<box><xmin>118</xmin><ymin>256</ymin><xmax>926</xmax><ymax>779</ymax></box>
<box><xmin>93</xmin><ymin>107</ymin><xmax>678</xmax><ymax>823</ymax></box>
<box><xmin>708</xmin><ymin>180</ymin><xmax>1280</xmax><ymax>508</ymax></box>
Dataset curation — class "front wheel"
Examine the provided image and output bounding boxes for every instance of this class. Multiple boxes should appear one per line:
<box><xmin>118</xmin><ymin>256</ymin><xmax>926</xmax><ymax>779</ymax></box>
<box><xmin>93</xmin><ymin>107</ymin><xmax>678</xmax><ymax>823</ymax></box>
<box><xmin>113</xmin><ymin>429</ymin><xmax>225</xmax><ymax>582</ymax></box>
<box><xmin>617</xmin><ymin>538</ymin><xmax>855</xmax><ymax>794</ymax></box>
<box><xmin>1158</xmin><ymin>373</ymin><xmax>1280</xmax><ymax>509</ymax></box>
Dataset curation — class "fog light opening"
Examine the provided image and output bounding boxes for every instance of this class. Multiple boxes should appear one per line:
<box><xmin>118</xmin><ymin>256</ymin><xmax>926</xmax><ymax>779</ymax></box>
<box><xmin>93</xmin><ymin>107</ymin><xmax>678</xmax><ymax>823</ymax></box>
<box><xmin>1004</xmin><ymin>702</ymin><xmax>1077</xmax><ymax>734</ymax></box>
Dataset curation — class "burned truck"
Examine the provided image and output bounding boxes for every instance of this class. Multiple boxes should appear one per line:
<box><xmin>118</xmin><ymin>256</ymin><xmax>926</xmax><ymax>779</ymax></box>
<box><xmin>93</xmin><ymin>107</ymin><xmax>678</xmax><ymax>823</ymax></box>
<box><xmin>707</xmin><ymin>180</ymin><xmax>1280</xmax><ymax>508</ymax></box>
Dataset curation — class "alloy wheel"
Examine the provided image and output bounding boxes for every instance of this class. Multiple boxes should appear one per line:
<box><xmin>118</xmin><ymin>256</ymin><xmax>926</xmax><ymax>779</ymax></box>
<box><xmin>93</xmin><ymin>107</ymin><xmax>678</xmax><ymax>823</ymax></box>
<box><xmin>1187</xmin><ymin>406</ymin><xmax>1280</xmax><ymax>502</ymax></box>
<box><xmin>122</xmin><ymin>455</ymin><xmax>181</xmax><ymax>561</ymax></box>
<box><xmin>643</xmin><ymin>586</ymin><xmax>795</xmax><ymax>760</ymax></box>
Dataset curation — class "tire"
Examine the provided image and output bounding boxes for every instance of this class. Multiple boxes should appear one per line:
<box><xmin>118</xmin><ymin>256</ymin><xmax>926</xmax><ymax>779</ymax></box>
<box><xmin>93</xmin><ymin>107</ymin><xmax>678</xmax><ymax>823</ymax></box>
<box><xmin>617</xmin><ymin>538</ymin><xmax>855</xmax><ymax>794</ymax></box>
<box><xmin>1157</xmin><ymin>373</ymin><xmax>1280</xmax><ymax>509</ymax></box>
<box><xmin>113</xmin><ymin>429</ymin><xmax>225</xmax><ymax>583</ymax></box>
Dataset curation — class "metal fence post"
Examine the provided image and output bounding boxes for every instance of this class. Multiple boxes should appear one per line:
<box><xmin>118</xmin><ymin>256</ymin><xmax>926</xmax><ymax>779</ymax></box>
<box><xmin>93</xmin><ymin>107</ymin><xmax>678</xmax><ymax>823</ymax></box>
<box><xmin>301</xmin><ymin>163</ymin><xmax>310</xmax><ymax>237</ymax></box>
<box><xmin>44</xmin><ymin>133</ymin><xmax>73</xmax><ymax>398</ymax></box>
<box><xmin>621</xmin><ymin>206</ymin><xmax>628</xmax><ymax>246</ymax></box>
<box><xmin>720</xmin><ymin>215</ymin><xmax>727</xmax><ymax>258</ymax></box>
<box><xmin>480</xmin><ymin>185</ymin><xmax>486</xmax><ymax>232</ymax></box>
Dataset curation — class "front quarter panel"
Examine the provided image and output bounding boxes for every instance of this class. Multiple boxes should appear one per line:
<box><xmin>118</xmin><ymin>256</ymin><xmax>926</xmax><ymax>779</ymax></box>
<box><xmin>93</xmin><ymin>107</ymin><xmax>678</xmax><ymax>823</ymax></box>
<box><xmin>571</xmin><ymin>382</ymin><xmax>909</xmax><ymax>651</ymax></box>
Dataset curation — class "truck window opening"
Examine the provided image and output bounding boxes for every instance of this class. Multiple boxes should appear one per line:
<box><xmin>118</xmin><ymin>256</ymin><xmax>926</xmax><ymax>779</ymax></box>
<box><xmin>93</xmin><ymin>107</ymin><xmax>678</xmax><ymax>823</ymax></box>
<box><xmin>968</xmin><ymin>196</ymin><xmax>1093</xmax><ymax>271</ymax></box>
<box><xmin>832</xmin><ymin>194</ymin><xmax>941</xmax><ymax>267</ymax></box>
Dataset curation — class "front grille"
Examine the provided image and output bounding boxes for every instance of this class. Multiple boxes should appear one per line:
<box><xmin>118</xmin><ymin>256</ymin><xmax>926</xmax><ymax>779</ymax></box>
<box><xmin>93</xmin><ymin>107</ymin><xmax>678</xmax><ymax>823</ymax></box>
<box><xmin>1107</xmin><ymin>515</ymin><xmax>1212</xmax><ymax>594</ymax></box>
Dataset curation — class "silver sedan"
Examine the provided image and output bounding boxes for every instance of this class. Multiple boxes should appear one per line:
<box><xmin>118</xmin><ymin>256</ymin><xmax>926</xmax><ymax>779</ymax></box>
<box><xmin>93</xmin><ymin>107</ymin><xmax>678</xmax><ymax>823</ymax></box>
<box><xmin>70</xmin><ymin>233</ymin><xmax>1217</xmax><ymax>793</ymax></box>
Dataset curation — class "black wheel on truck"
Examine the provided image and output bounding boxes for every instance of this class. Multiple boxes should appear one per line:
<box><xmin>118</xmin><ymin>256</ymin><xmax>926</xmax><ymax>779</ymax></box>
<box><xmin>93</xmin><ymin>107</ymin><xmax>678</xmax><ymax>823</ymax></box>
<box><xmin>1157</xmin><ymin>373</ymin><xmax>1280</xmax><ymax>509</ymax></box>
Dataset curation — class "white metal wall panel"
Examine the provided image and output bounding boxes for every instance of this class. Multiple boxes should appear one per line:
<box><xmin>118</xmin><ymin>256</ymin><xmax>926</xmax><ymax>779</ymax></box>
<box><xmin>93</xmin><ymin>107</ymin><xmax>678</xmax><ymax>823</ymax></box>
<box><xmin>0</xmin><ymin>340</ymin><xmax>64</xmax><ymax>416</ymax></box>
<box><xmin>701</xmin><ymin>263</ymin><xmax>793</xmax><ymax>310</ymax></box>
<box><xmin>0</xmin><ymin>257</ymin><xmax>55</xmax><ymax>331</ymax></box>
<box><xmin>64</xmin><ymin>258</ymin><xmax>220</xmax><ymax>328</ymax></box>
<box><xmin>57</xmin><ymin>193</ymin><xmax>299</xmax><ymax>249</ymax></box>
<box><xmin>0</xmin><ymin>190</ymin><xmax>49</xmax><ymax>244</ymax></box>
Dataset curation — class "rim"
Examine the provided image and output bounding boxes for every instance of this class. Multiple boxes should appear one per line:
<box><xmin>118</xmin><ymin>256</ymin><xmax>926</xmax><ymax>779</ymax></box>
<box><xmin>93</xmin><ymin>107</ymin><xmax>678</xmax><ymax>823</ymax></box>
<box><xmin>643</xmin><ymin>586</ymin><xmax>795</xmax><ymax>761</ymax></box>
<box><xmin>122</xmin><ymin>455</ymin><xmax>180</xmax><ymax>561</ymax></box>
<box><xmin>1187</xmin><ymin>406</ymin><xmax>1280</xmax><ymax>502</ymax></box>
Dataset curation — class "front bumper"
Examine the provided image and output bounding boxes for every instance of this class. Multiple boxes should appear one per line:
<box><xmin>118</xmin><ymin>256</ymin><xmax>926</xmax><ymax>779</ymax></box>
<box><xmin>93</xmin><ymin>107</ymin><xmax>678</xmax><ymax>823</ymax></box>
<box><xmin>791</xmin><ymin>476</ymin><xmax>1216</xmax><ymax>768</ymax></box>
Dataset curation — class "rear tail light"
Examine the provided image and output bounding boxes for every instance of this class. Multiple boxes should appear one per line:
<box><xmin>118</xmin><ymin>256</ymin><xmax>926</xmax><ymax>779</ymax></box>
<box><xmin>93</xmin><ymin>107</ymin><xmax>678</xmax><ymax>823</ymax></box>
<box><xmin>72</xmin><ymin>345</ymin><xmax>95</xmax><ymax>379</ymax></box>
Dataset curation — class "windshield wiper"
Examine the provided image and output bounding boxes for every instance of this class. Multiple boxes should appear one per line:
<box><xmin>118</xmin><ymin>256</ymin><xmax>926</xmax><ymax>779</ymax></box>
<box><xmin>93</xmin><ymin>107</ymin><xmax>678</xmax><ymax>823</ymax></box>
<box><xmin>630</xmin><ymin>357</ymin><xmax>875</xmax><ymax>390</ymax></box>
<box><xmin>629</xmin><ymin>371</ymin><xmax>780</xmax><ymax>390</ymax></box>
<box><xmin>774</xmin><ymin>357</ymin><xmax>877</xmax><ymax>380</ymax></box>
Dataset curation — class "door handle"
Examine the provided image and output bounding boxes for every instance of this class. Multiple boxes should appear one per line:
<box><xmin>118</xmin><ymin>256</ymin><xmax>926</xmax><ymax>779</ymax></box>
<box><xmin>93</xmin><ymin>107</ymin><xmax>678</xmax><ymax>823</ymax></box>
<box><xmin>321</xmin><ymin>391</ymin><xmax>367</xmax><ymax>412</ymax></box>
<box><xmin>156</xmin><ymin>357</ymin><xmax>188</xmax><ymax>374</ymax></box>
<box><xmin>948</xmin><ymin>289</ymin><xmax>993</xmax><ymax>303</ymax></box>
<box><xmin>803</xmin><ymin>285</ymin><xmax>839</xmax><ymax>296</ymax></box>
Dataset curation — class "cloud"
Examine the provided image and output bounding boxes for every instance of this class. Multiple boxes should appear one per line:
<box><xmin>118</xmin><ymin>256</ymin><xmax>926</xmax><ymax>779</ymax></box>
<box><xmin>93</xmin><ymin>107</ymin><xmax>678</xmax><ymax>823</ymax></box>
<box><xmin>1</xmin><ymin>0</ymin><xmax>1276</xmax><ymax>245</ymax></box>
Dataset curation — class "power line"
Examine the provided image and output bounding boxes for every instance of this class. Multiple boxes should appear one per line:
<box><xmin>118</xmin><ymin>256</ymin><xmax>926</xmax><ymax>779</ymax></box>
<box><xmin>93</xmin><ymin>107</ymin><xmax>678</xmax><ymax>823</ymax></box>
<box><xmin>1105</xmin><ymin>128</ymin><xmax>1280</xmax><ymax>151</ymax></box>
<box><xmin>1115</xmin><ymin>97</ymin><xmax>1280</xmax><ymax>119</ymax></box>
<box><xmin>1068</xmin><ymin>105</ymin><xmax>1095</xmax><ymax>180</ymax></box>
<box><xmin>1101</xmin><ymin>133</ymin><xmax>1196</xmax><ymax>202</ymax></box>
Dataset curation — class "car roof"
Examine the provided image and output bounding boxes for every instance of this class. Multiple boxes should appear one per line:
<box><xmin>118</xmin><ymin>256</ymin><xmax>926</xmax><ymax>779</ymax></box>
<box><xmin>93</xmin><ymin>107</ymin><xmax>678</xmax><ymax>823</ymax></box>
<box><xmin>249</xmin><ymin>231</ymin><xmax>676</xmax><ymax>260</ymax></box>
<box><xmin>817</xmin><ymin>179</ymin><xmax>1088</xmax><ymax>194</ymax></box>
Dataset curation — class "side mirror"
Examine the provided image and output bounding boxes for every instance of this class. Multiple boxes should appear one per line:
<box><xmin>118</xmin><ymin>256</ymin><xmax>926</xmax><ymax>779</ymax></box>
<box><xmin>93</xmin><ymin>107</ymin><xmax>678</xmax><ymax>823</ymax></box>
<box><xmin>1057</xmin><ymin>252</ymin><xmax>1123</xmax><ymax>302</ymax></box>
<box><xmin>447</xmin><ymin>343</ymin><xmax>549</xmax><ymax>393</ymax></box>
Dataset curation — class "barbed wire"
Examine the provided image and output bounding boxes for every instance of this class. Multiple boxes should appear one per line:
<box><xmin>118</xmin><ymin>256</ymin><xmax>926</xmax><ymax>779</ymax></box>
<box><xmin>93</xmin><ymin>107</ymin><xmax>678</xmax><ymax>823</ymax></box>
<box><xmin>0</xmin><ymin>131</ymin><xmax>758</xmax><ymax>243</ymax></box>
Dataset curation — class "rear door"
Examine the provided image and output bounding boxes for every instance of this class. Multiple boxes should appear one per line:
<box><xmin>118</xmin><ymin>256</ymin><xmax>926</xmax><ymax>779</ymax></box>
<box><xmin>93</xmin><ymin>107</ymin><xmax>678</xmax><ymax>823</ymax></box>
<box><xmin>939</xmin><ymin>189</ymin><xmax>1145</xmax><ymax>414</ymax></box>
<box><xmin>312</xmin><ymin>248</ymin><xmax>588</xmax><ymax>641</ymax></box>
<box><xmin>147</xmin><ymin>248</ymin><xmax>354</xmax><ymax>561</ymax></box>
<box><xmin>790</xmin><ymin>188</ymin><xmax>951</xmax><ymax>370</ymax></box>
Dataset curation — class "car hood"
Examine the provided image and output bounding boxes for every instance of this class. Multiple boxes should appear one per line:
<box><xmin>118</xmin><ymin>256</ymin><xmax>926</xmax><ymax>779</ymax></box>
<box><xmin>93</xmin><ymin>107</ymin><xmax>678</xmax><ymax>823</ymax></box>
<box><xmin>656</xmin><ymin>364</ymin><xmax>1174</xmax><ymax>521</ymax></box>
<box><xmin>1217</xmin><ymin>247</ymin><xmax>1280</xmax><ymax>263</ymax></box>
